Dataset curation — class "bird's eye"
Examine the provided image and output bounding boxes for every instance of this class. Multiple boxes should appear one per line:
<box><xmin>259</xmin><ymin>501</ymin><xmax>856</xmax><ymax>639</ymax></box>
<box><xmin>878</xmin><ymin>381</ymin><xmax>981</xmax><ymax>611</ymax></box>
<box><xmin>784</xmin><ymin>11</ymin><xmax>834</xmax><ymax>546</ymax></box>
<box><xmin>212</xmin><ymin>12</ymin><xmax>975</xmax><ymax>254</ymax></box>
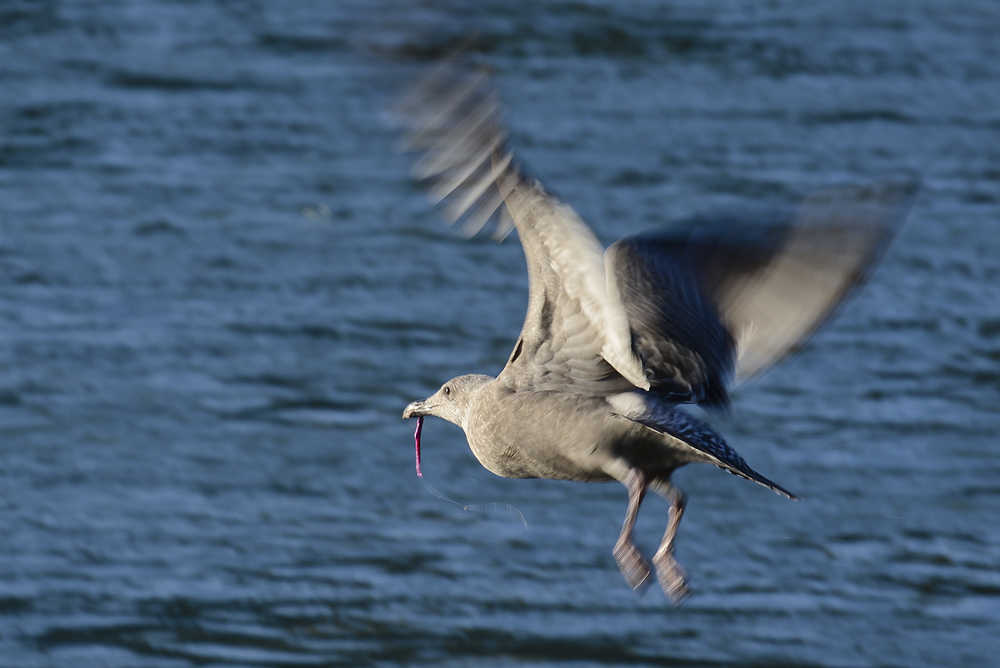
<box><xmin>443</xmin><ymin>385</ymin><xmax>451</xmax><ymax>397</ymax></box>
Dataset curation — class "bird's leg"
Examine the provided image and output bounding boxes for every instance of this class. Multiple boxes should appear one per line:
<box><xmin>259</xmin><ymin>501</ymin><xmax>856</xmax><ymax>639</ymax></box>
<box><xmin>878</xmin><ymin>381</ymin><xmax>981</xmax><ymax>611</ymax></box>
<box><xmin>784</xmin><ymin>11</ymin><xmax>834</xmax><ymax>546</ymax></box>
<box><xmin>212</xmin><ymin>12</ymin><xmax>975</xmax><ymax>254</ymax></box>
<box><xmin>613</xmin><ymin>469</ymin><xmax>652</xmax><ymax>592</ymax></box>
<box><xmin>651</xmin><ymin>481</ymin><xmax>690</xmax><ymax>603</ymax></box>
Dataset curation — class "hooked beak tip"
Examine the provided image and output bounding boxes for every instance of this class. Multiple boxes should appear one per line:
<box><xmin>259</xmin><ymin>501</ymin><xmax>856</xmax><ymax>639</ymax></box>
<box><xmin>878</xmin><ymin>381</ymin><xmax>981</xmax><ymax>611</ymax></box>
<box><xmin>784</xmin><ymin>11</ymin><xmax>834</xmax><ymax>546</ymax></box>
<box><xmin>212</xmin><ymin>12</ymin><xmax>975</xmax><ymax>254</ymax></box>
<box><xmin>402</xmin><ymin>401</ymin><xmax>422</xmax><ymax>420</ymax></box>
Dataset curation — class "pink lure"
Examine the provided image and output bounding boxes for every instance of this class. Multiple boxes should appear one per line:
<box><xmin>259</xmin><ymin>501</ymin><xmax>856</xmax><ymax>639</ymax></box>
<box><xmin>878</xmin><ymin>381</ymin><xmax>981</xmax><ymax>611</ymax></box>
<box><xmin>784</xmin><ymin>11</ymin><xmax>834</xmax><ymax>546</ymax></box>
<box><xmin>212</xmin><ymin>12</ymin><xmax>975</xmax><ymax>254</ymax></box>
<box><xmin>414</xmin><ymin>415</ymin><xmax>424</xmax><ymax>478</ymax></box>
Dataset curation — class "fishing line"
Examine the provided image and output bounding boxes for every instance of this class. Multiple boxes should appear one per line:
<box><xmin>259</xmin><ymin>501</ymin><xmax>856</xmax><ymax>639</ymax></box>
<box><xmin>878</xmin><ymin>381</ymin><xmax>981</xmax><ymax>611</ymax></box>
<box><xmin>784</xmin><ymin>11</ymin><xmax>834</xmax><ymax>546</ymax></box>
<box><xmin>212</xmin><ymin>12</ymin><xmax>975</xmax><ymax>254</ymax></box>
<box><xmin>419</xmin><ymin>478</ymin><xmax>528</xmax><ymax>529</ymax></box>
<box><xmin>413</xmin><ymin>416</ymin><xmax>528</xmax><ymax>528</ymax></box>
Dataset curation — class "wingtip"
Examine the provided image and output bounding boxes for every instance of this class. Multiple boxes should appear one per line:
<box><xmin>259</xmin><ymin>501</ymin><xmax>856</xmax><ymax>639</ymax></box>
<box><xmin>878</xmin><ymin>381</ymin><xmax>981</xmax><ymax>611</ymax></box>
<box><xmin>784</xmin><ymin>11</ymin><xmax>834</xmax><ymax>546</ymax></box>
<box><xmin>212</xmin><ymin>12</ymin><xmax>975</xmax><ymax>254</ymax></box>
<box><xmin>760</xmin><ymin>474</ymin><xmax>798</xmax><ymax>501</ymax></box>
<box><xmin>726</xmin><ymin>463</ymin><xmax>798</xmax><ymax>501</ymax></box>
<box><xmin>776</xmin><ymin>486</ymin><xmax>800</xmax><ymax>502</ymax></box>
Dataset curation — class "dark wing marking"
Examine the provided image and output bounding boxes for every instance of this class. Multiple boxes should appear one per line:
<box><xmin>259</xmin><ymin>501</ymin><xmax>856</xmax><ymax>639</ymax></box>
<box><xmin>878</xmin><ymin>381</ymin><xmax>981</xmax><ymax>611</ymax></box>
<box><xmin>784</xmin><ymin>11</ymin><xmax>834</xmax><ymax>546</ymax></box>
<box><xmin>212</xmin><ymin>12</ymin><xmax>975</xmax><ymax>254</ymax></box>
<box><xmin>605</xmin><ymin>235</ymin><xmax>735</xmax><ymax>407</ymax></box>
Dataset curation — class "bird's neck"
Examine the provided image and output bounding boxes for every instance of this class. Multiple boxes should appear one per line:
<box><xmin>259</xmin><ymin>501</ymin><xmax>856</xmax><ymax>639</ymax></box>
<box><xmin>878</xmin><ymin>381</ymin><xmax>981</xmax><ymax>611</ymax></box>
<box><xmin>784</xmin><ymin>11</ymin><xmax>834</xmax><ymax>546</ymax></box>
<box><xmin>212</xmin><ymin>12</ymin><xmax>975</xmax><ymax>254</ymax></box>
<box><xmin>460</xmin><ymin>375</ymin><xmax>496</xmax><ymax>433</ymax></box>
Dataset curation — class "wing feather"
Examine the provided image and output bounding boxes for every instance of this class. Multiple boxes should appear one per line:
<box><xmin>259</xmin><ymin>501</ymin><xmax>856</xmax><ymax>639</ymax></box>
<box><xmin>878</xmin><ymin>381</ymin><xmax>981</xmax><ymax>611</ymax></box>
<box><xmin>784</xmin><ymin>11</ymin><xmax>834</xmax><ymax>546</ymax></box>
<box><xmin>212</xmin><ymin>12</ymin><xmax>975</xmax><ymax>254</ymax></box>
<box><xmin>397</xmin><ymin>61</ymin><xmax>648</xmax><ymax>392</ymax></box>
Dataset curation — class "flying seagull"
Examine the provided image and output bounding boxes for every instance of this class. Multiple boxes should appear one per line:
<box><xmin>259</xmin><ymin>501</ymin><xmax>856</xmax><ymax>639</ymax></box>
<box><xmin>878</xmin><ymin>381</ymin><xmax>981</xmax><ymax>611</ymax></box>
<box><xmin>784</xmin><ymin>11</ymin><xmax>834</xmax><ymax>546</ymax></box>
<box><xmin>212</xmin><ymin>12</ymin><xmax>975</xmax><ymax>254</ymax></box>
<box><xmin>398</xmin><ymin>61</ymin><xmax>915</xmax><ymax>601</ymax></box>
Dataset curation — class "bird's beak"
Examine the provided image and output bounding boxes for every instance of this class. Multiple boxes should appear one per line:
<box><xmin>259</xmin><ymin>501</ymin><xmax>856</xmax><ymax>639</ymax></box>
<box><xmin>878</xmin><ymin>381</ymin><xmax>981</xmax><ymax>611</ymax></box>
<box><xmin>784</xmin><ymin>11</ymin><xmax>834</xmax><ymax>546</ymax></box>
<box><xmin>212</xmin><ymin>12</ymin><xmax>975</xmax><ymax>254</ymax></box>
<box><xmin>402</xmin><ymin>400</ymin><xmax>428</xmax><ymax>420</ymax></box>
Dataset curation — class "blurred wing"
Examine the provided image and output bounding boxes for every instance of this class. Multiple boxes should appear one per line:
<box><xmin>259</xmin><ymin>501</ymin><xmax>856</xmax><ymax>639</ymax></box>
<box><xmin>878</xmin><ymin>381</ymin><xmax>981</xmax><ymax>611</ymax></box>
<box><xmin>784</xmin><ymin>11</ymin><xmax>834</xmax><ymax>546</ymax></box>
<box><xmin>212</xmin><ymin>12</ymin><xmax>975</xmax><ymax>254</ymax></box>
<box><xmin>396</xmin><ymin>61</ymin><xmax>648</xmax><ymax>392</ymax></box>
<box><xmin>607</xmin><ymin>180</ymin><xmax>917</xmax><ymax>406</ymax></box>
<box><xmin>725</xmin><ymin>182</ymin><xmax>916</xmax><ymax>383</ymax></box>
<box><xmin>605</xmin><ymin>233</ymin><xmax>735</xmax><ymax>406</ymax></box>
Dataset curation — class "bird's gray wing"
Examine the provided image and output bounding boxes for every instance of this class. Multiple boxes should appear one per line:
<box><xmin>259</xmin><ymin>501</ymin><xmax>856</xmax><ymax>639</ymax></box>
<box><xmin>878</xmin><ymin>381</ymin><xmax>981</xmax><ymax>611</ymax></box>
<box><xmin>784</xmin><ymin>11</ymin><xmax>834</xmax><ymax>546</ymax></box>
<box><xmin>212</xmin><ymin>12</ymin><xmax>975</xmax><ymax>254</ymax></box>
<box><xmin>608</xmin><ymin>391</ymin><xmax>796</xmax><ymax>498</ymax></box>
<box><xmin>605</xmin><ymin>180</ymin><xmax>917</xmax><ymax>406</ymax></box>
<box><xmin>397</xmin><ymin>62</ymin><xmax>648</xmax><ymax>392</ymax></box>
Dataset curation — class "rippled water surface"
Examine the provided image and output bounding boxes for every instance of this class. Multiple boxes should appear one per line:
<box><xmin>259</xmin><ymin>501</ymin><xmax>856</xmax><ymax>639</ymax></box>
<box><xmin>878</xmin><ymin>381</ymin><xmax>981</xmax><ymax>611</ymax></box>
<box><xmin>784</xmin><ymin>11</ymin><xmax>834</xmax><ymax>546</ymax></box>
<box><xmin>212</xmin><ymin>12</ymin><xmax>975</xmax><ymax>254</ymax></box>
<box><xmin>2</xmin><ymin>1</ymin><xmax>998</xmax><ymax>666</ymax></box>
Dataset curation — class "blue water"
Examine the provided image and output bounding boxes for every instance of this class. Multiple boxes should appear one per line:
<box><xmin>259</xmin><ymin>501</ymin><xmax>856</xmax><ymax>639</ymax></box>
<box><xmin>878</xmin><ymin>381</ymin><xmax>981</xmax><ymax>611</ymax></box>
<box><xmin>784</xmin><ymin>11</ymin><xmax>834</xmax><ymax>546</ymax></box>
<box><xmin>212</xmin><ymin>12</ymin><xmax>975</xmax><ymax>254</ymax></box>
<box><xmin>1</xmin><ymin>1</ymin><xmax>998</xmax><ymax>666</ymax></box>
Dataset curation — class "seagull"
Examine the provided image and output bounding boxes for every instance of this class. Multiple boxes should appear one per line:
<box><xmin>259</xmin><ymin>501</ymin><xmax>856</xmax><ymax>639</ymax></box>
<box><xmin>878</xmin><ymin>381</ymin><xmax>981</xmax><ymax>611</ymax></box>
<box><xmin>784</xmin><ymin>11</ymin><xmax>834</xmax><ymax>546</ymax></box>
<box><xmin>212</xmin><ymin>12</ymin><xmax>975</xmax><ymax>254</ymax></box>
<box><xmin>398</xmin><ymin>60</ymin><xmax>915</xmax><ymax>601</ymax></box>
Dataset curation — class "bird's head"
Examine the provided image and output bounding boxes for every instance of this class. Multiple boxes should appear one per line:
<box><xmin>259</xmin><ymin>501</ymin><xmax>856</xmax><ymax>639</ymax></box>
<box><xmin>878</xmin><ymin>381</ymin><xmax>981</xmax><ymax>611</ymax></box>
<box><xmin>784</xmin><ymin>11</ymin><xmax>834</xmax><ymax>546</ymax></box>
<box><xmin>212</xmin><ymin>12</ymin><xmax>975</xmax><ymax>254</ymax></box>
<box><xmin>402</xmin><ymin>374</ymin><xmax>492</xmax><ymax>428</ymax></box>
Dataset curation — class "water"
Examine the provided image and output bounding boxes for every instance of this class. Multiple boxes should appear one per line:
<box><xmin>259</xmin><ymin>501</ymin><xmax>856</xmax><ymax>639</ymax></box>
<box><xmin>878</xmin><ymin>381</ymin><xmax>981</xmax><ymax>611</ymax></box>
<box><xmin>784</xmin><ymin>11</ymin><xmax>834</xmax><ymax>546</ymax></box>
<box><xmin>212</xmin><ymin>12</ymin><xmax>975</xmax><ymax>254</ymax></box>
<box><xmin>1</xmin><ymin>1</ymin><xmax>998</xmax><ymax>666</ymax></box>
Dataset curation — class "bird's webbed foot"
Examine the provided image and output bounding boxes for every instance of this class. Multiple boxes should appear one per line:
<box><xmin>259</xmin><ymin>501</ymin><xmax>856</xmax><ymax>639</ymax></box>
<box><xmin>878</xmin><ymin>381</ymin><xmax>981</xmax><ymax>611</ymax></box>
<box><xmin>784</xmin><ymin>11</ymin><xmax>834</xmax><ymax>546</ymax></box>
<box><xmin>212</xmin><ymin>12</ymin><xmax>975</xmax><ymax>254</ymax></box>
<box><xmin>613</xmin><ymin>536</ymin><xmax>652</xmax><ymax>591</ymax></box>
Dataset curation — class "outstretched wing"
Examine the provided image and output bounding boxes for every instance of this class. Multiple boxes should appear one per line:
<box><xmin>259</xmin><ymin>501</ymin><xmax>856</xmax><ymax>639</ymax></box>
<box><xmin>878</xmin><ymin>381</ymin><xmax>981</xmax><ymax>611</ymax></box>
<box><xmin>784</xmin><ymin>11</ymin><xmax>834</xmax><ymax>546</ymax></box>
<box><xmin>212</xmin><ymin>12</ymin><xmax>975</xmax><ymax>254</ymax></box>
<box><xmin>397</xmin><ymin>59</ymin><xmax>916</xmax><ymax>404</ymax></box>
<box><xmin>396</xmin><ymin>60</ymin><xmax>648</xmax><ymax>393</ymax></box>
<box><xmin>606</xmin><ymin>180</ymin><xmax>917</xmax><ymax>407</ymax></box>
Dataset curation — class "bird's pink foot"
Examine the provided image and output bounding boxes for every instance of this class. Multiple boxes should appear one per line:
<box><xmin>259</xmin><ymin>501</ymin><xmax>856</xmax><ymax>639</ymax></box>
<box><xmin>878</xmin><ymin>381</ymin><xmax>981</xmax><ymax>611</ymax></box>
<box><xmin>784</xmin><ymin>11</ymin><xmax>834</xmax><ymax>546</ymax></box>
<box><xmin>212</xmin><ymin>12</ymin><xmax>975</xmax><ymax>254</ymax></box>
<box><xmin>653</xmin><ymin>547</ymin><xmax>690</xmax><ymax>603</ymax></box>
<box><xmin>614</xmin><ymin>539</ymin><xmax>652</xmax><ymax>592</ymax></box>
